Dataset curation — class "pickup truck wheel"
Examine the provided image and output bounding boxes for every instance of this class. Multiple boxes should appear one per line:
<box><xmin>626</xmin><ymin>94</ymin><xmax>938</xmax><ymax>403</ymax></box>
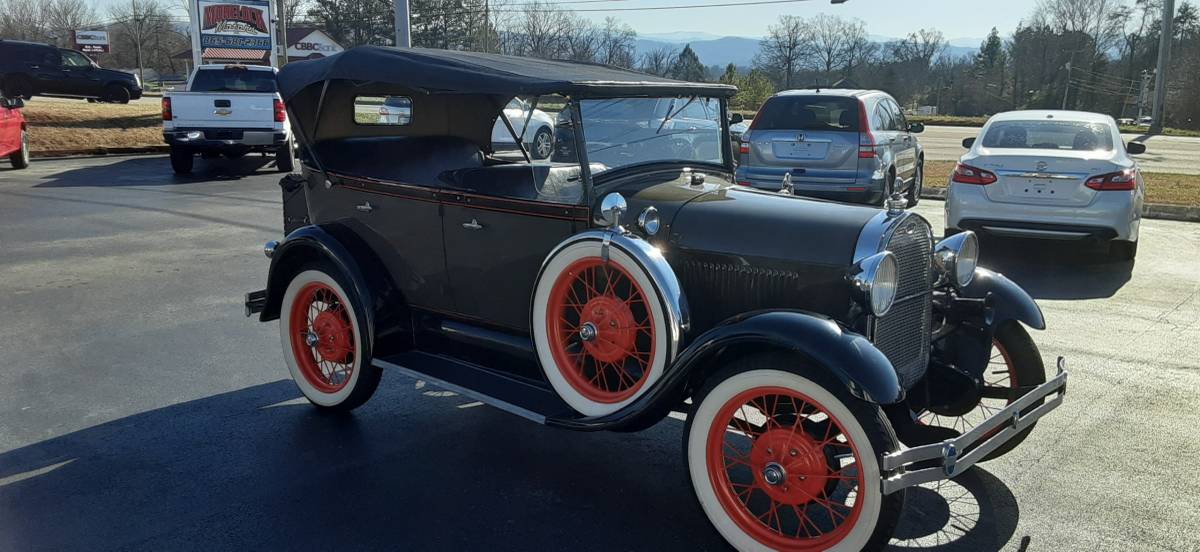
<box><xmin>169</xmin><ymin>146</ymin><xmax>193</xmax><ymax>174</ymax></box>
<box><xmin>9</xmin><ymin>129</ymin><xmax>30</xmax><ymax>169</ymax></box>
<box><xmin>276</xmin><ymin>138</ymin><xmax>295</xmax><ymax>172</ymax></box>
<box><xmin>685</xmin><ymin>356</ymin><xmax>903</xmax><ymax>551</ymax></box>
<box><xmin>280</xmin><ymin>266</ymin><xmax>381</xmax><ymax>411</ymax></box>
<box><xmin>104</xmin><ymin>83</ymin><xmax>130</xmax><ymax>104</ymax></box>
<box><xmin>914</xmin><ymin>321</ymin><xmax>1045</xmax><ymax>461</ymax></box>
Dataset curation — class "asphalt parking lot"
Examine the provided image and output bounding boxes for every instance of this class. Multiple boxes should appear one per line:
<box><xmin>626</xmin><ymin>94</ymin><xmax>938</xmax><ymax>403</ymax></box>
<box><xmin>1</xmin><ymin>155</ymin><xmax>1198</xmax><ymax>551</ymax></box>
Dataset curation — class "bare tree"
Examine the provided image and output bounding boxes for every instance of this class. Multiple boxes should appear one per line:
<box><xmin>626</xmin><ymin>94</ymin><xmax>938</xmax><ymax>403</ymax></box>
<box><xmin>754</xmin><ymin>15</ymin><xmax>806</xmax><ymax>88</ymax></box>
<box><xmin>890</xmin><ymin>28</ymin><xmax>947</xmax><ymax>69</ymax></box>
<box><xmin>639</xmin><ymin>46</ymin><xmax>676</xmax><ymax>76</ymax></box>
<box><xmin>803</xmin><ymin>14</ymin><xmax>868</xmax><ymax>79</ymax></box>
<box><xmin>517</xmin><ymin>0</ymin><xmax>571</xmax><ymax>59</ymax></box>
<box><xmin>597</xmin><ymin>17</ymin><xmax>636</xmax><ymax>68</ymax></box>
<box><xmin>560</xmin><ymin>15</ymin><xmax>599</xmax><ymax>62</ymax></box>
<box><xmin>0</xmin><ymin>0</ymin><xmax>50</xmax><ymax>42</ymax></box>
<box><xmin>44</xmin><ymin>0</ymin><xmax>98</xmax><ymax>47</ymax></box>
<box><xmin>108</xmin><ymin>0</ymin><xmax>170</xmax><ymax>83</ymax></box>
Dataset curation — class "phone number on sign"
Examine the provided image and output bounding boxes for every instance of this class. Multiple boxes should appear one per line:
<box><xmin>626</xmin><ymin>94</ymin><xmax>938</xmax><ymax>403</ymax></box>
<box><xmin>201</xmin><ymin>35</ymin><xmax>271</xmax><ymax>49</ymax></box>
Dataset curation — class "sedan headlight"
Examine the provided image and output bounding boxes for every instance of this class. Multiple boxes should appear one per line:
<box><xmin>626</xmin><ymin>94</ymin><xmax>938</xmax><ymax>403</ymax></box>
<box><xmin>933</xmin><ymin>231</ymin><xmax>979</xmax><ymax>289</ymax></box>
<box><xmin>849</xmin><ymin>251</ymin><xmax>898</xmax><ymax>316</ymax></box>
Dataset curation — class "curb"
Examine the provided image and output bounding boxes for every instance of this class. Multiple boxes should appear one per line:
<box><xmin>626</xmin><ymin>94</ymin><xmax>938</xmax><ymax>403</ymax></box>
<box><xmin>31</xmin><ymin>145</ymin><xmax>169</xmax><ymax>159</ymax></box>
<box><xmin>921</xmin><ymin>186</ymin><xmax>1200</xmax><ymax>223</ymax></box>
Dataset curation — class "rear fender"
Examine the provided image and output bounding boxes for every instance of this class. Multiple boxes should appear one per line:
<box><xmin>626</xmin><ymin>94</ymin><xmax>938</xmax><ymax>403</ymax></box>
<box><xmin>260</xmin><ymin>225</ymin><xmax>407</xmax><ymax>346</ymax></box>
<box><xmin>959</xmin><ymin>268</ymin><xmax>1045</xmax><ymax>330</ymax></box>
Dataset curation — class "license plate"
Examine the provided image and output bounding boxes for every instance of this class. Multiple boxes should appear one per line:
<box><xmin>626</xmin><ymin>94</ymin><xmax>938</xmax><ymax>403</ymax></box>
<box><xmin>773</xmin><ymin>141</ymin><xmax>828</xmax><ymax>160</ymax></box>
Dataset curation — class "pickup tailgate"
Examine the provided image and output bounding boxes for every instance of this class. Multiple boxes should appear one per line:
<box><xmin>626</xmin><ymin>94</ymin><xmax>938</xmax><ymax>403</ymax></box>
<box><xmin>167</xmin><ymin>92</ymin><xmax>277</xmax><ymax>129</ymax></box>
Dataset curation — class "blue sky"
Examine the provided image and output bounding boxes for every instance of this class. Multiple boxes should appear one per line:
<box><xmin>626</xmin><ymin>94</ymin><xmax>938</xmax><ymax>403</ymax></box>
<box><xmin>95</xmin><ymin>0</ymin><xmax>1042</xmax><ymax>42</ymax></box>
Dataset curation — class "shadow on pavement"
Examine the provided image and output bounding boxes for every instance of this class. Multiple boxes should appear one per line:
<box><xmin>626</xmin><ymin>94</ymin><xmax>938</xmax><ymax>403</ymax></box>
<box><xmin>0</xmin><ymin>375</ymin><xmax>1025</xmax><ymax>551</ymax></box>
<box><xmin>33</xmin><ymin>155</ymin><xmax>281</xmax><ymax>188</ymax></box>
<box><xmin>977</xmin><ymin>236</ymin><xmax>1133</xmax><ymax>300</ymax></box>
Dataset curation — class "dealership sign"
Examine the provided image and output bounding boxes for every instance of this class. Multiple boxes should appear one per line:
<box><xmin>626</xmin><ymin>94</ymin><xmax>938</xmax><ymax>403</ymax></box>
<box><xmin>197</xmin><ymin>0</ymin><xmax>272</xmax><ymax>50</ymax></box>
<box><xmin>74</xmin><ymin>30</ymin><xmax>110</xmax><ymax>54</ymax></box>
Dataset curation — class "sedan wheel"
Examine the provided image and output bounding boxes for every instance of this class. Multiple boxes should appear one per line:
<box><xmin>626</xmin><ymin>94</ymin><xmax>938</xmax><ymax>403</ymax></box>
<box><xmin>9</xmin><ymin>129</ymin><xmax>30</xmax><ymax>169</ymax></box>
<box><xmin>531</xmin><ymin>126</ymin><xmax>554</xmax><ymax>160</ymax></box>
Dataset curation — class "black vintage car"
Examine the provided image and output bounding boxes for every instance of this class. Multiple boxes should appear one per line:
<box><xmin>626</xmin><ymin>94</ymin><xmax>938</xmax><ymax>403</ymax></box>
<box><xmin>245</xmin><ymin>46</ymin><xmax>1067</xmax><ymax>551</ymax></box>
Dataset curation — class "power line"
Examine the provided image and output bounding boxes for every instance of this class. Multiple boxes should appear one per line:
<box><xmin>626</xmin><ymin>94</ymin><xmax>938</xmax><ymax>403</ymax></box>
<box><xmin>408</xmin><ymin>0</ymin><xmax>819</xmax><ymax>16</ymax></box>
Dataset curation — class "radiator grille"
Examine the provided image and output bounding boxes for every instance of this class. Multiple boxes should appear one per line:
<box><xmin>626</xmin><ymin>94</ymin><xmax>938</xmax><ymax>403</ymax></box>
<box><xmin>871</xmin><ymin>216</ymin><xmax>933</xmax><ymax>389</ymax></box>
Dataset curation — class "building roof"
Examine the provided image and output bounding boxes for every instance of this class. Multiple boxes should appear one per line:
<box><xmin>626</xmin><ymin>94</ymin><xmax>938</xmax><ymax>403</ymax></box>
<box><xmin>285</xmin><ymin>27</ymin><xmax>322</xmax><ymax>47</ymax></box>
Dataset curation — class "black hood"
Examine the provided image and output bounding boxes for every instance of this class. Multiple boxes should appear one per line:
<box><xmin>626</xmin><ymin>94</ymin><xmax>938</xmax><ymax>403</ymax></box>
<box><xmin>669</xmin><ymin>186</ymin><xmax>879</xmax><ymax>267</ymax></box>
<box><xmin>96</xmin><ymin>67</ymin><xmax>137</xmax><ymax>83</ymax></box>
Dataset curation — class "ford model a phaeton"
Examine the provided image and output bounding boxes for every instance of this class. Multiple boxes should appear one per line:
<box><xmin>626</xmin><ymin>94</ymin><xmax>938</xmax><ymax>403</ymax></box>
<box><xmin>246</xmin><ymin>46</ymin><xmax>1068</xmax><ymax>550</ymax></box>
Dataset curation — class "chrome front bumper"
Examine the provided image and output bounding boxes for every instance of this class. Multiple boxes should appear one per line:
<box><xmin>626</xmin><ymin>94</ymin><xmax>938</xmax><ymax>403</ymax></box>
<box><xmin>880</xmin><ymin>357</ymin><xmax>1069</xmax><ymax>494</ymax></box>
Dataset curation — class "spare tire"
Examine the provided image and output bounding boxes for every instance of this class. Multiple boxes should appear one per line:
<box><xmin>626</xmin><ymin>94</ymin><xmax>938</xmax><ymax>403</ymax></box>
<box><xmin>532</xmin><ymin>233</ymin><xmax>685</xmax><ymax>417</ymax></box>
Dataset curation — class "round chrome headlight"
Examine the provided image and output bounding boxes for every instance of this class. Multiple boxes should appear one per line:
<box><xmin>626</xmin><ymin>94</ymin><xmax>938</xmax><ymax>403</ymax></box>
<box><xmin>850</xmin><ymin>251</ymin><xmax>899</xmax><ymax>316</ymax></box>
<box><xmin>637</xmin><ymin>206</ymin><xmax>661</xmax><ymax>236</ymax></box>
<box><xmin>933</xmin><ymin>231</ymin><xmax>979</xmax><ymax>289</ymax></box>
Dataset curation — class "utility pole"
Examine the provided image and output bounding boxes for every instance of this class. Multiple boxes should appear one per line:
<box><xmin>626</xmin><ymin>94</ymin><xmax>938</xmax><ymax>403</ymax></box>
<box><xmin>395</xmin><ymin>0</ymin><xmax>411</xmax><ymax>48</ymax></box>
<box><xmin>1062</xmin><ymin>61</ymin><xmax>1072</xmax><ymax>110</ymax></box>
<box><xmin>1138</xmin><ymin>70</ymin><xmax>1153</xmax><ymax>119</ymax></box>
<box><xmin>276</xmin><ymin>0</ymin><xmax>288</xmax><ymax>67</ymax></box>
<box><xmin>1150</xmin><ymin>0</ymin><xmax>1176</xmax><ymax>134</ymax></box>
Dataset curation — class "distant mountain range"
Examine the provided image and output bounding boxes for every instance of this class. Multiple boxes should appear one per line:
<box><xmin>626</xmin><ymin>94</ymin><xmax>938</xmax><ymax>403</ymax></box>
<box><xmin>632</xmin><ymin>32</ymin><xmax>984</xmax><ymax>68</ymax></box>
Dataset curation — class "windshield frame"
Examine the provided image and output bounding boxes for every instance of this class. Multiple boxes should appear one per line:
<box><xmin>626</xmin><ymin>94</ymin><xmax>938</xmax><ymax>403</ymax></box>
<box><xmin>574</xmin><ymin>95</ymin><xmax>733</xmax><ymax>188</ymax></box>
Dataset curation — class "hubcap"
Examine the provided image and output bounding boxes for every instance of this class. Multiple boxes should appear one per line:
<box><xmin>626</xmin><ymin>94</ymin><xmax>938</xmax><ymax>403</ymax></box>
<box><xmin>288</xmin><ymin>282</ymin><xmax>356</xmax><ymax>393</ymax></box>
<box><xmin>762</xmin><ymin>462</ymin><xmax>786</xmax><ymax>486</ymax></box>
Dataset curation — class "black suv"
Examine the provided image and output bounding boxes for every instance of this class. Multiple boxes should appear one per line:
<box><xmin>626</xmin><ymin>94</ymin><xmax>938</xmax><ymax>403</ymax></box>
<box><xmin>0</xmin><ymin>40</ymin><xmax>142</xmax><ymax>103</ymax></box>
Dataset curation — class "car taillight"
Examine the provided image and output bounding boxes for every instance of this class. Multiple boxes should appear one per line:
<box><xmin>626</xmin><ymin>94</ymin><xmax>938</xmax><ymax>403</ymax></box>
<box><xmin>951</xmin><ymin>163</ymin><xmax>998</xmax><ymax>185</ymax></box>
<box><xmin>1086</xmin><ymin>169</ymin><xmax>1137</xmax><ymax>191</ymax></box>
<box><xmin>738</xmin><ymin>143</ymin><xmax>749</xmax><ymax>155</ymax></box>
<box><xmin>736</xmin><ymin>181</ymin><xmax>752</xmax><ymax>186</ymax></box>
<box><xmin>273</xmin><ymin>99</ymin><xmax>286</xmax><ymax>123</ymax></box>
<box><xmin>161</xmin><ymin>97</ymin><xmax>172</xmax><ymax>121</ymax></box>
<box><xmin>857</xmin><ymin>99</ymin><xmax>875</xmax><ymax>158</ymax></box>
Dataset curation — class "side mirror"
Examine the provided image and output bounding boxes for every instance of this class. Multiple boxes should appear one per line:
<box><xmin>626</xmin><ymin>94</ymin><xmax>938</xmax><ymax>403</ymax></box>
<box><xmin>908</xmin><ymin>122</ymin><xmax>925</xmax><ymax>134</ymax></box>
<box><xmin>962</xmin><ymin>137</ymin><xmax>976</xmax><ymax>149</ymax></box>
<box><xmin>598</xmin><ymin>193</ymin><xmax>627</xmax><ymax>229</ymax></box>
<box><xmin>1126</xmin><ymin>141</ymin><xmax>1146</xmax><ymax>155</ymax></box>
<box><xmin>730</xmin><ymin>113</ymin><xmax>744</xmax><ymax>125</ymax></box>
<box><xmin>2</xmin><ymin>97</ymin><xmax>23</xmax><ymax>109</ymax></box>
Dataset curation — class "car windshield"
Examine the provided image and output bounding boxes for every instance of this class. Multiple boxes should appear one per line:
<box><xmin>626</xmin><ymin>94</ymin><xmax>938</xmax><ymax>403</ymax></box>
<box><xmin>981</xmin><ymin>120</ymin><xmax>1115</xmax><ymax>151</ymax></box>
<box><xmin>579</xmin><ymin>96</ymin><xmax>725</xmax><ymax>172</ymax></box>
<box><xmin>752</xmin><ymin>96</ymin><xmax>860</xmax><ymax>132</ymax></box>
<box><xmin>190</xmin><ymin>69</ymin><xmax>277</xmax><ymax>93</ymax></box>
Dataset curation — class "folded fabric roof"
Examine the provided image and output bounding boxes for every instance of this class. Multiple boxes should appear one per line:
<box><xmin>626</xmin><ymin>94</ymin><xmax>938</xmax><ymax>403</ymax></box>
<box><xmin>277</xmin><ymin>45</ymin><xmax>737</xmax><ymax>101</ymax></box>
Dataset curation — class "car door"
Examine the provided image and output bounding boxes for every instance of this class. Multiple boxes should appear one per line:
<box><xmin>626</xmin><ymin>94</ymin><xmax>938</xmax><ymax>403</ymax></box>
<box><xmin>886</xmin><ymin>98</ymin><xmax>918</xmax><ymax>185</ymax></box>
<box><xmin>59</xmin><ymin>50</ymin><xmax>100</xmax><ymax>96</ymax></box>
<box><xmin>29</xmin><ymin>48</ymin><xmax>70</xmax><ymax>95</ymax></box>
<box><xmin>441</xmin><ymin>164</ymin><xmax>588</xmax><ymax>332</ymax></box>
<box><xmin>0</xmin><ymin>102</ymin><xmax>14</xmax><ymax>156</ymax></box>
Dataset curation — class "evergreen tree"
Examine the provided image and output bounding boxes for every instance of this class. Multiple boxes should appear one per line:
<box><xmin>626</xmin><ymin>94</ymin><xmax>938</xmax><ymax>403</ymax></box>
<box><xmin>669</xmin><ymin>45</ymin><xmax>706</xmax><ymax>82</ymax></box>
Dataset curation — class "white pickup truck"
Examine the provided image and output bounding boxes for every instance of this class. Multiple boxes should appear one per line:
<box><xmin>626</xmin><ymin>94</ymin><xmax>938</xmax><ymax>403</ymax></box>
<box><xmin>161</xmin><ymin>64</ymin><xmax>294</xmax><ymax>175</ymax></box>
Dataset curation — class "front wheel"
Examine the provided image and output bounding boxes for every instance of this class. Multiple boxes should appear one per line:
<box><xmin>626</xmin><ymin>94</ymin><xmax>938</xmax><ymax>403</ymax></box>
<box><xmin>9</xmin><ymin>129</ymin><xmax>30</xmax><ymax>169</ymax></box>
<box><xmin>104</xmin><ymin>83</ymin><xmax>131</xmax><ymax>104</ymax></box>
<box><xmin>685</xmin><ymin>357</ymin><xmax>903</xmax><ymax>551</ymax></box>
<box><xmin>530</xmin><ymin>126</ymin><xmax>554</xmax><ymax>160</ymax></box>
<box><xmin>906</xmin><ymin>162</ymin><xmax>923</xmax><ymax>208</ymax></box>
<box><xmin>280</xmin><ymin>266</ymin><xmax>381</xmax><ymax>411</ymax></box>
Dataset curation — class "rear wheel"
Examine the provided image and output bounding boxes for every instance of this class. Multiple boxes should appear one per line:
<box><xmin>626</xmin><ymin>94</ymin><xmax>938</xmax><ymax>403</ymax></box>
<box><xmin>3</xmin><ymin>75</ymin><xmax>33</xmax><ymax>99</ymax></box>
<box><xmin>1109</xmin><ymin>240</ymin><xmax>1137</xmax><ymax>261</ymax></box>
<box><xmin>280</xmin><ymin>266</ymin><xmax>381</xmax><ymax>411</ymax></box>
<box><xmin>531</xmin><ymin>126</ymin><xmax>554</xmax><ymax>160</ymax></box>
<box><xmin>905</xmin><ymin>162</ymin><xmax>923</xmax><ymax>207</ymax></box>
<box><xmin>276</xmin><ymin>138</ymin><xmax>295</xmax><ymax>172</ymax></box>
<box><xmin>169</xmin><ymin>146</ymin><xmax>193</xmax><ymax>174</ymax></box>
<box><xmin>9</xmin><ymin>129</ymin><xmax>30</xmax><ymax>169</ymax></box>
<box><xmin>685</xmin><ymin>356</ymin><xmax>903</xmax><ymax>551</ymax></box>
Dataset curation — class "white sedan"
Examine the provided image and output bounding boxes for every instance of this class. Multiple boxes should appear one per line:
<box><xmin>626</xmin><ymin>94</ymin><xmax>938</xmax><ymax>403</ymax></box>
<box><xmin>945</xmin><ymin>110</ymin><xmax>1146</xmax><ymax>260</ymax></box>
<box><xmin>489</xmin><ymin>98</ymin><xmax>556</xmax><ymax>160</ymax></box>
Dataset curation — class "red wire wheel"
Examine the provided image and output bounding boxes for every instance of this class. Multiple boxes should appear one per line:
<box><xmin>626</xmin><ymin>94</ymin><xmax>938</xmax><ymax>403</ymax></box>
<box><xmin>544</xmin><ymin>256</ymin><xmax>658</xmax><ymax>404</ymax></box>
<box><xmin>918</xmin><ymin>338</ymin><xmax>1016</xmax><ymax>435</ymax></box>
<box><xmin>288</xmin><ymin>281</ymin><xmax>357</xmax><ymax>394</ymax></box>
<box><xmin>705</xmin><ymin>386</ymin><xmax>866</xmax><ymax>550</ymax></box>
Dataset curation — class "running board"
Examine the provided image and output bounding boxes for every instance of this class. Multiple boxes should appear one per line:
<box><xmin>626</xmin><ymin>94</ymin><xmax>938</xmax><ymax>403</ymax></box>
<box><xmin>373</xmin><ymin>351</ymin><xmax>577</xmax><ymax>425</ymax></box>
<box><xmin>880</xmin><ymin>357</ymin><xmax>1069</xmax><ymax>494</ymax></box>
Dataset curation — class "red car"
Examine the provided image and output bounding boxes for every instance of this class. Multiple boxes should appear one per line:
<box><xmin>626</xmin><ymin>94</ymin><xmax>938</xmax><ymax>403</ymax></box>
<box><xmin>1</xmin><ymin>95</ymin><xmax>29</xmax><ymax>169</ymax></box>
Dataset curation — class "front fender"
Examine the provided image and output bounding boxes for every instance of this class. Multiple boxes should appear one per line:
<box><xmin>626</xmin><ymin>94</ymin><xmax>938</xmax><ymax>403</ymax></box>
<box><xmin>260</xmin><ymin>225</ymin><xmax>377</xmax><ymax>342</ymax></box>
<box><xmin>960</xmin><ymin>268</ymin><xmax>1045</xmax><ymax>330</ymax></box>
<box><xmin>547</xmin><ymin>310</ymin><xmax>902</xmax><ymax>432</ymax></box>
<box><xmin>676</xmin><ymin>311</ymin><xmax>904</xmax><ymax>405</ymax></box>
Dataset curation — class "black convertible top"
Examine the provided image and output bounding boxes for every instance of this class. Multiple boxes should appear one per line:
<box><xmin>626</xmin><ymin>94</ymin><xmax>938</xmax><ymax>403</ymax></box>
<box><xmin>277</xmin><ymin>45</ymin><xmax>737</xmax><ymax>100</ymax></box>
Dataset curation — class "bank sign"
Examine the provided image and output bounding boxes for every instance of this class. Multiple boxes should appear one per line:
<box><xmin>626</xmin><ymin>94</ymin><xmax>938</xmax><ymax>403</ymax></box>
<box><xmin>197</xmin><ymin>0</ymin><xmax>271</xmax><ymax>50</ymax></box>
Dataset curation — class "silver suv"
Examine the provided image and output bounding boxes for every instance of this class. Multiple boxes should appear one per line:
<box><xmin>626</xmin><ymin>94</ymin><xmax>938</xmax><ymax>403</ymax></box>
<box><xmin>735</xmin><ymin>89</ymin><xmax>925</xmax><ymax>207</ymax></box>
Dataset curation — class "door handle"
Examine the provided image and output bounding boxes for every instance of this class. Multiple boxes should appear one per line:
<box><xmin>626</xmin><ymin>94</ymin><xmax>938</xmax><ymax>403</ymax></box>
<box><xmin>355</xmin><ymin>201</ymin><xmax>374</xmax><ymax>213</ymax></box>
<box><xmin>462</xmin><ymin>219</ymin><xmax>483</xmax><ymax>230</ymax></box>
